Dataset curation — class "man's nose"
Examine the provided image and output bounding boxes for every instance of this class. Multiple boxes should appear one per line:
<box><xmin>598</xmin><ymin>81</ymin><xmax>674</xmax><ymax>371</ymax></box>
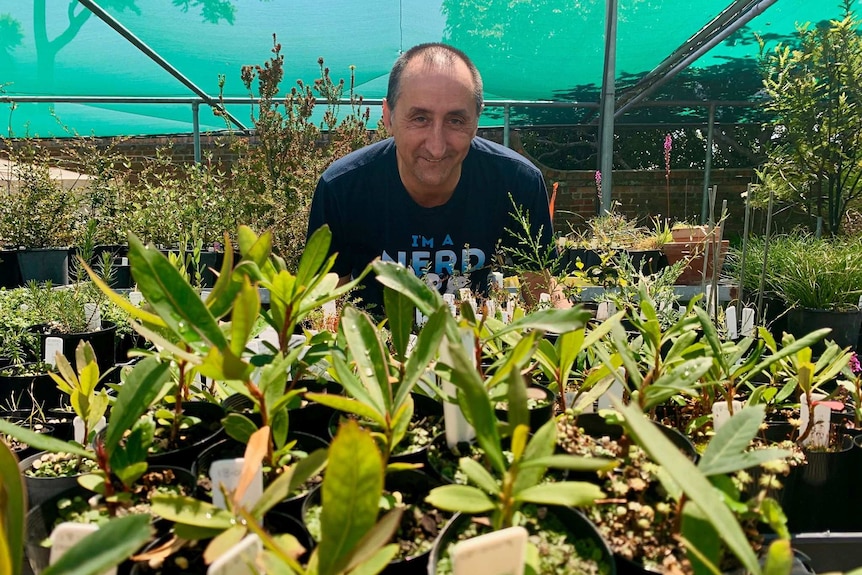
<box><xmin>425</xmin><ymin>121</ymin><xmax>446</xmax><ymax>157</ymax></box>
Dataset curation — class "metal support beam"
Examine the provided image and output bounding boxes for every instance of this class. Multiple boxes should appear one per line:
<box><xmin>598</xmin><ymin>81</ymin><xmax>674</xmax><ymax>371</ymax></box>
<box><xmin>599</xmin><ymin>0</ymin><xmax>618</xmax><ymax>214</ymax></box>
<box><xmin>76</xmin><ymin>0</ymin><xmax>247</xmax><ymax>131</ymax></box>
<box><xmin>701</xmin><ymin>103</ymin><xmax>715</xmax><ymax>223</ymax></box>
<box><xmin>192</xmin><ymin>102</ymin><xmax>201</xmax><ymax>164</ymax></box>
<box><xmin>614</xmin><ymin>0</ymin><xmax>778</xmax><ymax>119</ymax></box>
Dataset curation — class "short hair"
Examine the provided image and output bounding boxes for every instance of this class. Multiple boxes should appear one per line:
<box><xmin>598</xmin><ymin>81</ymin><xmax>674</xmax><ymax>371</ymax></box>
<box><xmin>387</xmin><ymin>43</ymin><xmax>484</xmax><ymax>117</ymax></box>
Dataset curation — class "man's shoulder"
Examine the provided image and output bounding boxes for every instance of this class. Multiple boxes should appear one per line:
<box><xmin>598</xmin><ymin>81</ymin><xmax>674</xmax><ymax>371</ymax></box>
<box><xmin>321</xmin><ymin>138</ymin><xmax>395</xmax><ymax>183</ymax></box>
<box><xmin>468</xmin><ymin>137</ymin><xmax>541</xmax><ymax>174</ymax></box>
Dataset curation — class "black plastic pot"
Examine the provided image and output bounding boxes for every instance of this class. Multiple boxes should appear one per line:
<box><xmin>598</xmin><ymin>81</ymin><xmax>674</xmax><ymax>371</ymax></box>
<box><xmin>1</xmin><ymin>418</ymin><xmax>54</xmax><ymax>461</ymax></box>
<box><xmin>18</xmin><ymin>450</ymin><xmax>90</xmax><ymax>510</ymax></box>
<box><xmin>494</xmin><ymin>383</ymin><xmax>556</xmax><ymax>433</ymax></box>
<box><xmin>17</xmin><ymin>247</ymin><xmax>70</xmax><ymax>286</ymax></box>
<box><xmin>25</xmin><ymin>466</ymin><xmax>196</xmax><ymax>574</ymax></box>
<box><xmin>782</xmin><ymin>435</ymin><xmax>857</xmax><ymax>532</ymax></box>
<box><xmin>0</xmin><ymin>365</ymin><xmax>61</xmax><ymax>410</ymax></box>
<box><xmin>145</xmin><ymin>401</ymin><xmax>226</xmax><ymax>470</ymax></box>
<box><xmin>427</xmin><ymin>505</ymin><xmax>615</xmax><ymax>575</ymax></box>
<box><xmin>787</xmin><ymin>307</ymin><xmax>862</xmax><ymax>358</ymax></box>
<box><xmin>29</xmin><ymin>320</ymin><xmax>117</xmax><ymax>376</ymax></box>
<box><xmin>0</xmin><ymin>249</ymin><xmax>22</xmax><ymax>288</ymax></box>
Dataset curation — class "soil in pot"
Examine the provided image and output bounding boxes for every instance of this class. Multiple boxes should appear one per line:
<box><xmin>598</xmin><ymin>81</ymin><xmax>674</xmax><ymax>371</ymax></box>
<box><xmin>429</xmin><ymin>504</ymin><xmax>615</xmax><ymax>575</ymax></box>
<box><xmin>494</xmin><ymin>383</ymin><xmax>556</xmax><ymax>433</ymax></box>
<box><xmin>19</xmin><ymin>451</ymin><xmax>99</xmax><ymax>510</ymax></box>
<box><xmin>1</xmin><ymin>418</ymin><xmax>54</xmax><ymax>461</ymax></box>
<box><xmin>144</xmin><ymin>401</ymin><xmax>226</xmax><ymax>470</ymax></box>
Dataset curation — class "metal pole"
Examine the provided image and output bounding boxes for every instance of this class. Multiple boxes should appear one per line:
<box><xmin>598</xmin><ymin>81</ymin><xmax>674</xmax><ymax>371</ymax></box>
<box><xmin>756</xmin><ymin>191</ymin><xmax>775</xmax><ymax>323</ymax></box>
<box><xmin>192</xmin><ymin>102</ymin><xmax>201</xmax><ymax>165</ymax></box>
<box><xmin>76</xmin><ymin>0</ymin><xmax>247</xmax><ymax>131</ymax></box>
<box><xmin>503</xmin><ymin>104</ymin><xmax>510</xmax><ymax>148</ymax></box>
<box><xmin>737</xmin><ymin>182</ymin><xmax>753</xmax><ymax>320</ymax></box>
<box><xmin>598</xmin><ymin>0</ymin><xmax>618</xmax><ymax>214</ymax></box>
<box><xmin>701</xmin><ymin>103</ymin><xmax>715</xmax><ymax>223</ymax></box>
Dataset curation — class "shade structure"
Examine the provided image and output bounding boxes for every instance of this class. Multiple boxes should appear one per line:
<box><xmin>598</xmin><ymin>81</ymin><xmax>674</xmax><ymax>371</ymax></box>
<box><xmin>0</xmin><ymin>0</ymin><xmax>840</xmax><ymax>137</ymax></box>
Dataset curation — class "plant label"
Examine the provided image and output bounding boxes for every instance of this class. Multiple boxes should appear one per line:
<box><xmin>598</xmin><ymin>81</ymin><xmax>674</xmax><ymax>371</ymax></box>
<box><xmin>444</xmin><ymin>293</ymin><xmax>457</xmax><ymax>316</ymax></box>
<box><xmin>207</xmin><ymin>534</ymin><xmax>262</xmax><ymax>575</ymax></box>
<box><xmin>416</xmin><ymin>308</ymin><xmax>428</xmax><ymax>328</ymax></box>
<box><xmin>597</xmin><ymin>371</ymin><xmax>626</xmax><ymax>411</ymax></box>
<box><xmin>210</xmin><ymin>458</ymin><xmax>263</xmax><ymax>510</ymax></box>
<box><xmin>725</xmin><ymin>305</ymin><xmax>738</xmax><ymax>340</ymax></box>
<box><xmin>322</xmin><ymin>300</ymin><xmax>338</xmax><ymax>323</ymax></box>
<box><xmin>200</xmin><ymin>289</ymin><xmax>212</xmax><ymax>302</ymax></box>
<box><xmin>84</xmin><ymin>303</ymin><xmax>101</xmax><ymax>332</ymax></box>
<box><xmin>73</xmin><ymin>415</ymin><xmax>106</xmax><ymax>445</ymax></box>
<box><xmin>490</xmin><ymin>272</ymin><xmax>504</xmax><ymax>290</ymax></box>
<box><xmin>44</xmin><ymin>337</ymin><xmax>64</xmax><ymax>367</ymax></box>
<box><xmin>799</xmin><ymin>392</ymin><xmax>830</xmax><ymax>448</ymax></box>
<box><xmin>440</xmin><ymin>330</ymin><xmax>476</xmax><ymax>446</ymax></box>
<box><xmin>129</xmin><ymin>291</ymin><xmax>144</xmax><ymax>306</ymax></box>
<box><xmin>711</xmin><ymin>400</ymin><xmax>744</xmax><ymax>431</ymax></box>
<box><xmin>120</xmin><ymin>257</ymin><xmax>128</xmax><ymax>266</ymax></box>
<box><xmin>740</xmin><ymin>307</ymin><xmax>755</xmax><ymax>337</ymax></box>
<box><xmin>485</xmin><ymin>299</ymin><xmax>497</xmax><ymax>321</ymax></box>
<box><xmin>450</xmin><ymin>525</ymin><xmax>527</xmax><ymax>575</ymax></box>
<box><xmin>50</xmin><ymin>522</ymin><xmax>117</xmax><ymax>575</ymax></box>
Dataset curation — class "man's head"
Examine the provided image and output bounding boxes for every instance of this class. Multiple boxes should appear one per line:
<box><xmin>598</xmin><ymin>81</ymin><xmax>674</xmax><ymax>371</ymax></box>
<box><xmin>383</xmin><ymin>43</ymin><xmax>484</xmax><ymax>207</ymax></box>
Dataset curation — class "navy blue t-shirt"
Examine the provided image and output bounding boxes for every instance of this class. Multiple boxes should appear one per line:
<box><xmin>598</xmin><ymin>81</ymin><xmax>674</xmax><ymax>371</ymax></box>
<box><xmin>307</xmin><ymin>136</ymin><xmax>552</xmax><ymax>309</ymax></box>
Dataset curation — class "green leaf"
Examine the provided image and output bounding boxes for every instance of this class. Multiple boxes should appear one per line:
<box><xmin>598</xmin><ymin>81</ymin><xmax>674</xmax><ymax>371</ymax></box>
<box><xmin>341</xmin><ymin>306</ymin><xmax>391</xmax><ymax>414</ymax></box>
<box><xmin>514</xmin><ymin>481</ymin><xmax>604</xmax><ymax>506</ymax></box>
<box><xmin>40</xmin><ymin>514</ymin><xmax>153</xmax><ymax>575</ymax></box>
<box><xmin>317</xmin><ymin>420</ymin><xmax>385</xmax><ymax>575</ymax></box>
<box><xmin>425</xmin><ymin>484</ymin><xmax>496</xmax><ymax>513</ymax></box>
<box><xmin>504</xmin><ymin>368</ymin><xmax>529</xmax><ymax>432</ymax></box>
<box><xmin>698</xmin><ymin>405</ymin><xmax>765</xmax><ymax>469</ymax></box>
<box><xmin>615</xmin><ymin>399</ymin><xmax>762</xmax><ymax>575</ymax></box>
<box><xmin>222</xmin><ymin>413</ymin><xmax>260</xmax><ymax>444</ymax></box>
<box><xmin>81</xmin><ymin>258</ymin><xmax>167</xmax><ymax>328</ymax></box>
<box><xmin>306</xmin><ymin>393</ymin><xmax>386</xmax><ymax>429</ymax></box>
<box><xmin>762</xmin><ymin>538</ymin><xmax>794</xmax><ymax>575</ymax></box>
<box><xmin>128</xmin><ymin>233</ymin><xmax>227</xmax><ymax>349</ymax></box>
<box><xmin>104</xmin><ymin>357</ymin><xmax>170</xmax><ymax>453</ymax></box>
<box><xmin>513</xmin><ymin>416</ymin><xmax>557</xmax><ymax>494</ymax></box>
<box><xmin>681</xmin><ymin>500</ymin><xmax>722</xmax><ymax>575</ymax></box>
<box><xmin>0</xmin><ymin>419</ymin><xmax>91</xmax><ymax>459</ymax></box>
<box><xmin>519</xmin><ymin>454</ymin><xmax>617</xmax><ymax>472</ymax></box>
<box><xmin>150</xmin><ymin>494</ymin><xmax>235</xmax><ymax>529</ymax></box>
<box><xmin>397</xmin><ymin>307</ymin><xmax>448</xmax><ymax>409</ymax></box>
<box><xmin>342</xmin><ymin>544</ymin><xmax>400</xmax><ymax>575</ymax></box>
<box><xmin>328</xmin><ymin>354</ymin><xmax>380</xmax><ymax>412</ymax></box>
<box><xmin>0</xmin><ymin>441</ymin><xmax>26</xmax><ymax>575</ymax></box>
<box><xmin>491</xmin><ymin>307</ymin><xmax>591</xmax><ymax>339</ymax></box>
<box><xmin>230</xmin><ymin>277</ymin><xmax>261</xmax><ymax>357</ymax></box>
<box><xmin>295</xmin><ymin>225</ymin><xmax>332</xmax><ymax>291</ymax></box>
<box><xmin>341</xmin><ymin>508</ymin><xmax>404</xmax><ymax>574</ymax></box>
<box><xmin>459</xmin><ymin>457</ymin><xmax>500</xmax><ymax>495</ymax></box>
<box><xmin>384</xmin><ymin>287</ymin><xmax>414</xmax><ymax>361</ymax></box>
<box><xmin>371</xmin><ymin>260</ymin><xmax>443</xmax><ymax>317</ymax></box>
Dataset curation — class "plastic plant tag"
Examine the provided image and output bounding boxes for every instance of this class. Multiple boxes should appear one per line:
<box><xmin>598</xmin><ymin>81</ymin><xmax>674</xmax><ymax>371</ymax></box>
<box><xmin>416</xmin><ymin>308</ymin><xmax>428</xmax><ymax>328</ymax></box>
<box><xmin>597</xmin><ymin>372</ymin><xmax>626</xmax><ymax>411</ymax></box>
<box><xmin>322</xmin><ymin>300</ymin><xmax>338</xmax><ymax>325</ymax></box>
<box><xmin>740</xmin><ymin>307</ymin><xmax>755</xmax><ymax>337</ymax></box>
<box><xmin>490</xmin><ymin>271</ymin><xmax>504</xmax><ymax>290</ymax></box>
<box><xmin>258</xmin><ymin>326</ymin><xmax>280</xmax><ymax>349</ymax></box>
<box><xmin>596</xmin><ymin>302</ymin><xmax>609</xmax><ymax>321</ymax></box>
<box><xmin>444</xmin><ymin>293</ymin><xmax>457</xmax><ymax>316</ymax></box>
<box><xmin>451</xmin><ymin>525</ymin><xmax>527</xmax><ymax>575</ymax></box>
<box><xmin>799</xmin><ymin>392</ymin><xmax>830</xmax><ymax>448</ymax></box>
<box><xmin>210</xmin><ymin>458</ymin><xmax>263</xmax><ymax>510</ymax></box>
<box><xmin>84</xmin><ymin>303</ymin><xmax>101</xmax><ymax>332</ymax></box>
<box><xmin>440</xmin><ymin>330</ymin><xmax>476</xmax><ymax>447</ymax></box>
<box><xmin>725</xmin><ymin>305</ymin><xmax>738</xmax><ymax>340</ymax></box>
<box><xmin>539</xmin><ymin>292</ymin><xmax>551</xmax><ymax>304</ymax></box>
<box><xmin>200</xmin><ymin>289</ymin><xmax>212</xmax><ymax>302</ymax></box>
<box><xmin>73</xmin><ymin>416</ymin><xmax>106</xmax><ymax>445</ymax></box>
<box><xmin>44</xmin><ymin>337</ymin><xmax>64</xmax><ymax>367</ymax></box>
<box><xmin>50</xmin><ymin>522</ymin><xmax>117</xmax><ymax>575</ymax></box>
<box><xmin>128</xmin><ymin>291</ymin><xmax>144</xmax><ymax>306</ymax></box>
<box><xmin>712</xmin><ymin>400</ymin><xmax>744</xmax><ymax>431</ymax></box>
<box><xmin>207</xmin><ymin>533</ymin><xmax>262</xmax><ymax>575</ymax></box>
<box><xmin>119</xmin><ymin>257</ymin><xmax>129</xmax><ymax>266</ymax></box>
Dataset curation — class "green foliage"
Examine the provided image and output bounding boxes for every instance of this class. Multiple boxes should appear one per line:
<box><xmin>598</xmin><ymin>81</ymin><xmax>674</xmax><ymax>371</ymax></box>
<box><xmin>48</xmin><ymin>341</ymin><xmax>110</xmax><ymax>445</ymax></box>
<box><xmin>756</xmin><ymin>1</ymin><xmax>862</xmax><ymax>234</ymax></box>
<box><xmin>0</xmin><ymin>440</ymin><xmax>26</xmax><ymax>575</ymax></box>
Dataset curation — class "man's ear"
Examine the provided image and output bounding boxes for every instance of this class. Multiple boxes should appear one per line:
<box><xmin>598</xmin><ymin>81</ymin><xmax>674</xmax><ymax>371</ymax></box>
<box><xmin>382</xmin><ymin>98</ymin><xmax>393</xmax><ymax>130</ymax></box>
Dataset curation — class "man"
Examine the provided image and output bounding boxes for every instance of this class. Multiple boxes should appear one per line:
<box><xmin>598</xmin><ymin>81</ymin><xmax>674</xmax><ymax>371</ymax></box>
<box><xmin>306</xmin><ymin>42</ymin><xmax>553</xmax><ymax>309</ymax></box>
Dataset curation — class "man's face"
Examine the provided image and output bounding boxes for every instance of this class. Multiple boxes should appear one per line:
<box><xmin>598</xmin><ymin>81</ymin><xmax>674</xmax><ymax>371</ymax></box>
<box><xmin>383</xmin><ymin>58</ymin><xmax>479</xmax><ymax>205</ymax></box>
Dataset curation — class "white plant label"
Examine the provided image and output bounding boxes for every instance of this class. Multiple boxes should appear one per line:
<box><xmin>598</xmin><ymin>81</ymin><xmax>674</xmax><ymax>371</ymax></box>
<box><xmin>119</xmin><ymin>257</ymin><xmax>128</xmax><ymax>266</ymax></box>
<box><xmin>799</xmin><ymin>393</ymin><xmax>830</xmax><ymax>449</ymax></box>
<box><xmin>711</xmin><ymin>400</ymin><xmax>744</xmax><ymax>431</ymax></box>
<box><xmin>50</xmin><ymin>522</ymin><xmax>117</xmax><ymax>575</ymax></box>
<box><xmin>73</xmin><ymin>416</ymin><xmax>106</xmax><ymax>445</ymax></box>
<box><xmin>209</xmin><ymin>458</ymin><xmax>263</xmax><ymax>511</ymax></box>
<box><xmin>443</xmin><ymin>293</ymin><xmax>457</xmax><ymax>316</ymax></box>
<box><xmin>740</xmin><ymin>307</ymin><xmax>755</xmax><ymax>337</ymax></box>
<box><xmin>440</xmin><ymin>330</ymin><xmax>476</xmax><ymax>447</ymax></box>
<box><xmin>597</xmin><ymin>374</ymin><xmax>626</xmax><ymax>411</ymax></box>
<box><xmin>207</xmin><ymin>534</ymin><xmax>262</xmax><ymax>575</ymax></box>
<box><xmin>596</xmin><ymin>302</ymin><xmax>609</xmax><ymax>321</ymax></box>
<box><xmin>128</xmin><ymin>291</ymin><xmax>144</xmax><ymax>306</ymax></box>
<box><xmin>44</xmin><ymin>337</ymin><xmax>64</xmax><ymax>367</ymax></box>
<box><xmin>725</xmin><ymin>305</ymin><xmax>738</xmax><ymax>340</ymax></box>
<box><xmin>415</xmin><ymin>308</ymin><xmax>428</xmax><ymax>328</ymax></box>
<box><xmin>322</xmin><ymin>300</ymin><xmax>338</xmax><ymax>325</ymax></box>
<box><xmin>490</xmin><ymin>271</ymin><xmax>504</xmax><ymax>290</ymax></box>
<box><xmin>200</xmin><ymin>289</ymin><xmax>212</xmax><ymax>302</ymax></box>
<box><xmin>84</xmin><ymin>303</ymin><xmax>101</xmax><ymax>332</ymax></box>
<box><xmin>451</xmin><ymin>525</ymin><xmax>527</xmax><ymax>575</ymax></box>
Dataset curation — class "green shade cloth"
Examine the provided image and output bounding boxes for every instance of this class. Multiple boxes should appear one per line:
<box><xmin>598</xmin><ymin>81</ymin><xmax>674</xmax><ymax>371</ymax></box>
<box><xmin>0</xmin><ymin>0</ymin><xmax>837</xmax><ymax>137</ymax></box>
